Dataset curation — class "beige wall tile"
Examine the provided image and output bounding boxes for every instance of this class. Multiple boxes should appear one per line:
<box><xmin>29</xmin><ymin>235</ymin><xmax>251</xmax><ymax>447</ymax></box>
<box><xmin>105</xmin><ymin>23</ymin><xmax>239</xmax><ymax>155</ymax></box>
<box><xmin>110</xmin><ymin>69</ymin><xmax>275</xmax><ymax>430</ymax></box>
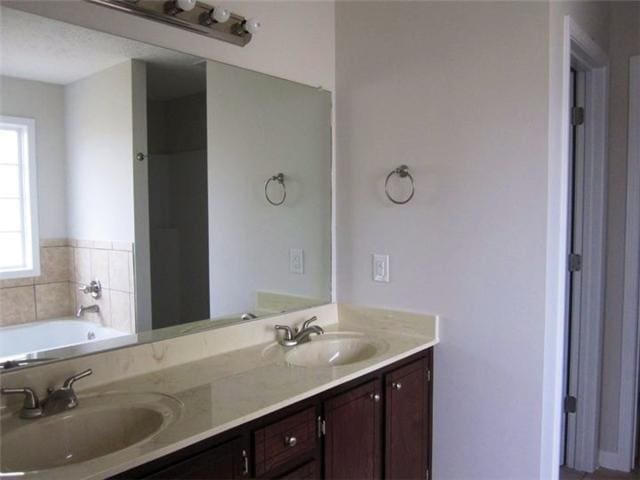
<box><xmin>76</xmin><ymin>239</ymin><xmax>93</xmax><ymax>249</ymax></box>
<box><xmin>112</xmin><ymin>241</ymin><xmax>133</xmax><ymax>252</ymax></box>
<box><xmin>129</xmin><ymin>293</ymin><xmax>136</xmax><ymax>331</ymax></box>
<box><xmin>90</xmin><ymin>249</ymin><xmax>110</xmax><ymax>288</ymax></box>
<box><xmin>110</xmin><ymin>290</ymin><xmax>132</xmax><ymax>333</ymax></box>
<box><xmin>40</xmin><ymin>238</ymin><xmax>69</xmax><ymax>247</ymax></box>
<box><xmin>35</xmin><ymin>283</ymin><xmax>72</xmax><ymax>320</ymax></box>
<box><xmin>92</xmin><ymin>240</ymin><xmax>112</xmax><ymax>250</ymax></box>
<box><xmin>0</xmin><ymin>286</ymin><xmax>36</xmax><ymax>325</ymax></box>
<box><xmin>128</xmin><ymin>252</ymin><xmax>135</xmax><ymax>292</ymax></box>
<box><xmin>0</xmin><ymin>277</ymin><xmax>35</xmax><ymax>289</ymax></box>
<box><xmin>109</xmin><ymin>250</ymin><xmax>130</xmax><ymax>292</ymax></box>
<box><xmin>37</xmin><ymin>247</ymin><xmax>72</xmax><ymax>284</ymax></box>
<box><xmin>74</xmin><ymin>248</ymin><xmax>91</xmax><ymax>284</ymax></box>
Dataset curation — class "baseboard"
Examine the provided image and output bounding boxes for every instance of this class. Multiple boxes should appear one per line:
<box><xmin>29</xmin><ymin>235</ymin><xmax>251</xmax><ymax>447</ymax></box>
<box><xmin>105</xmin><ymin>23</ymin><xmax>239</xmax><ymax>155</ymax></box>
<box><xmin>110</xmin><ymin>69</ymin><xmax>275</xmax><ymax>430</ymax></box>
<box><xmin>599</xmin><ymin>450</ymin><xmax>630</xmax><ymax>472</ymax></box>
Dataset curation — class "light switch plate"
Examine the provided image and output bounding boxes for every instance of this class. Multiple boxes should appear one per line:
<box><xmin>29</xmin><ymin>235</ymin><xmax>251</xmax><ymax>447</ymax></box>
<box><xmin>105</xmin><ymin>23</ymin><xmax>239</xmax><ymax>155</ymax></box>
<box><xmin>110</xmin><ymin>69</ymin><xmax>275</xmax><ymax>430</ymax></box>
<box><xmin>372</xmin><ymin>254</ymin><xmax>390</xmax><ymax>282</ymax></box>
<box><xmin>290</xmin><ymin>248</ymin><xmax>304</xmax><ymax>274</ymax></box>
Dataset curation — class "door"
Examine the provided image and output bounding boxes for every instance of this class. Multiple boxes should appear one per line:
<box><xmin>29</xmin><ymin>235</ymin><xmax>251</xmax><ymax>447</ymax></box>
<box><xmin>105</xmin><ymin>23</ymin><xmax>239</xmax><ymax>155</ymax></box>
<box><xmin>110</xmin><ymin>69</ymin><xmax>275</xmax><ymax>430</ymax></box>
<box><xmin>385</xmin><ymin>357</ymin><xmax>430</xmax><ymax>480</ymax></box>
<box><xmin>561</xmin><ymin>67</ymin><xmax>586</xmax><ymax>468</ymax></box>
<box><xmin>146</xmin><ymin>437</ymin><xmax>248</xmax><ymax>479</ymax></box>
<box><xmin>323</xmin><ymin>380</ymin><xmax>382</xmax><ymax>479</ymax></box>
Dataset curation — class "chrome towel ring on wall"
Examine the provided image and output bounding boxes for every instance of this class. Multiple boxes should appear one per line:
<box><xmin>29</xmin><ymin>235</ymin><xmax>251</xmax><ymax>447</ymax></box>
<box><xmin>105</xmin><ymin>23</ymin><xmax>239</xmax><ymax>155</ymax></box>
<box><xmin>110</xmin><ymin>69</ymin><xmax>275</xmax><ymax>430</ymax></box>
<box><xmin>265</xmin><ymin>173</ymin><xmax>286</xmax><ymax>206</ymax></box>
<box><xmin>385</xmin><ymin>165</ymin><xmax>415</xmax><ymax>205</ymax></box>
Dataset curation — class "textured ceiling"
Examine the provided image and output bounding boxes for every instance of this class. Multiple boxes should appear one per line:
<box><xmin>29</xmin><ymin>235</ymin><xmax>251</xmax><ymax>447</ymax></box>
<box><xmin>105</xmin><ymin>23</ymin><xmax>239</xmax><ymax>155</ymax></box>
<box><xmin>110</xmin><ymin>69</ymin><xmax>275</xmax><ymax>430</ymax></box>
<box><xmin>0</xmin><ymin>6</ymin><xmax>204</xmax><ymax>99</ymax></box>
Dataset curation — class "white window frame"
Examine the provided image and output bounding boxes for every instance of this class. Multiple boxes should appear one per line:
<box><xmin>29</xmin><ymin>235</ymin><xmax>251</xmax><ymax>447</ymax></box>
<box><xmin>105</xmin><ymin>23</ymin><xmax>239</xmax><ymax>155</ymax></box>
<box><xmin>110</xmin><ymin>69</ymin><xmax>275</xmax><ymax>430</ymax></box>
<box><xmin>0</xmin><ymin>115</ymin><xmax>40</xmax><ymax>279</ymax></box>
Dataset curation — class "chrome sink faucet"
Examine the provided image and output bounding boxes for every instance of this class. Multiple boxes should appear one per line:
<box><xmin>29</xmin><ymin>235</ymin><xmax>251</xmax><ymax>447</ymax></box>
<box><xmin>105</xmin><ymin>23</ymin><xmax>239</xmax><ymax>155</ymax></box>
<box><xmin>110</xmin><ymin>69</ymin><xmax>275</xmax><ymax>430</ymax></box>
<box><xmin>275</xmin><ymin>316</ymin><xmax>324</xmax><ymax>347</ymax></box>
<box><xmin>0</xmin><ymin>369</ymin><xmax>92</xmax><ymax>419</ymax></box>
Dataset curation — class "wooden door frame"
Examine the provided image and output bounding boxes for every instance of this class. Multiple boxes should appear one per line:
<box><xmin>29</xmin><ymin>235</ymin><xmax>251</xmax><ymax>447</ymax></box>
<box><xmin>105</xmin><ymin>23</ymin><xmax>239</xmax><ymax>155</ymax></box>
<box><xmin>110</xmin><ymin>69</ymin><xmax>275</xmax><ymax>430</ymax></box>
<box><xmin>618</xmin><ymin>55</ymin><xmax>640</xmax><ymax>472</ymax></box>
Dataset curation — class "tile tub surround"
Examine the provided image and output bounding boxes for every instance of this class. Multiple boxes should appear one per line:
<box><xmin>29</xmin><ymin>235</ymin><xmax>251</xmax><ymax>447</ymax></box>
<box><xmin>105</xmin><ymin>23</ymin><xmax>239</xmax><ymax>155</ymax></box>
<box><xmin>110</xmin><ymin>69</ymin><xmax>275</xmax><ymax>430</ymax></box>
<box><xmin>0</xmin><ymin>239</ymin><xmax>135</xmax><ymax>333</ymax></box>
<box><xmin>0</xmin><ymin>303</ymin><xmax>439</xmax><ymax>479</ymax></box>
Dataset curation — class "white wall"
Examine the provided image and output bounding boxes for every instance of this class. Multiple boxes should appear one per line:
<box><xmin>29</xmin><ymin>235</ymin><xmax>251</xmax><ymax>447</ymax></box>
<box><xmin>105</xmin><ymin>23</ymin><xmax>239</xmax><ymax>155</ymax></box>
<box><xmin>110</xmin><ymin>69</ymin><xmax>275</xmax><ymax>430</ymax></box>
<box><xmin>207</xmin><ymin>61</ymin><xmax>332</xmax><ymax>317</ymax></box>
<box><xmin>65</xmin><ymin>61</ymin><xmax>135</xmax><ymax>242</ymax></box>
<box><xmin>335</xmin><ymin>3</ymin><xmax>550</xmax><ymax>478</ymax></box>
<box><xmin>0</xmin><ymin>76</ymin><xmax>66</xmax><ymax>239</ymax></box>
<box><xmin>3</xmin><ymin>0</ymin><xmax>335</xmax><ymax>91</ymax></box>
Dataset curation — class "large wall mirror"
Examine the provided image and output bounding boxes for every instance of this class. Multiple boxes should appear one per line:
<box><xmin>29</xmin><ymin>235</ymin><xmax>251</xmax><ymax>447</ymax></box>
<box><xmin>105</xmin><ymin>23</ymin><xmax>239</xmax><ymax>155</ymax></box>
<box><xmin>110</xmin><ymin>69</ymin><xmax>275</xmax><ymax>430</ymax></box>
<box><xmin>0</xmin><ymin>6</ymin><xmax>332</xmax><ymax>369</ymax></box>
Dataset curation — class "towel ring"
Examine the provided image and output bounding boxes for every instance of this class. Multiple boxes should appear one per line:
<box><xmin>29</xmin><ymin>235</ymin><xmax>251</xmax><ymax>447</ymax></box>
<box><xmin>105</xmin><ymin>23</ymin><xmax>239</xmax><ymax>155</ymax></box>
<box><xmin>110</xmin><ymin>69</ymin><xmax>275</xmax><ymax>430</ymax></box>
<box><xmin>385</xmin><ymin>165</ymin><xmax>415</xmax><ymax>205</ymax></box>
<box><xmin>265</xmin><ymin>173</ymin><xmax>286</xmax><ymax>206</ymax></box>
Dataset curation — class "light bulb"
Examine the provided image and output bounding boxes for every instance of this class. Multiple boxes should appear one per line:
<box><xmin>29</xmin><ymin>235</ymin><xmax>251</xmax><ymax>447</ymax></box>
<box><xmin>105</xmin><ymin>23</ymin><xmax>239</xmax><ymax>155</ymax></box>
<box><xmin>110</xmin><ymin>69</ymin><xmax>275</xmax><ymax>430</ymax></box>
<box><xmin>211</xmin><ymin>6</ymin><xmax>230</xmax><ymax>23</ymax></box>
<box><xmin>244</xmin><ymin>18</ymin><xmax>261</xmax><ymax>34</ymax></box>
<box><xmin>176</xmin><ymin>0</ymin><xmax>196</xmax><ymax>11</ymax></box>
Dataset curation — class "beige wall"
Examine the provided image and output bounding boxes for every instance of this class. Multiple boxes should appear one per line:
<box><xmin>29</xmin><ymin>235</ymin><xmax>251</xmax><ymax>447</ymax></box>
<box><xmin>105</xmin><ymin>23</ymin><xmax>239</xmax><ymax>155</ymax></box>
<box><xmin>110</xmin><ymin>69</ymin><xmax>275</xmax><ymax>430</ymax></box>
<box><xmin>336</xmin><ymin>2</ymin><xmax>550</xmax><ymax>478</ymax></box>
<box><xmin>600</xmin><ymin>0</ymin><xmax>640</xmax><ymax>459</ymax></box>
<box><xmin>65</xmin><ymin>61</ymin><xmax>135</xmax><ymax>243</ymax></box>
<box><xmin>0</xmin><ymin>76</ymin><xmax>67</xmax><ymax>239</ymax></box>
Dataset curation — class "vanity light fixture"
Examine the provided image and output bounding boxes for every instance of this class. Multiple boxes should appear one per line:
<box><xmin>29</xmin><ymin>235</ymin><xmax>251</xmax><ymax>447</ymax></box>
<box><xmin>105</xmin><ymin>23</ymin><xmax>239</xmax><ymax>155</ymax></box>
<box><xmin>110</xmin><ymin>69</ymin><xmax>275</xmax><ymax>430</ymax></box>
<box><xmin>200</xmin><ymin>6</ymin><xmax>231</xmax><ymax>25</ymax></box>
<box><xmin>165</xmin><ymin>0</ymin><xmax>196</xmax><ymax>15</ymax></box>
<box><xmin>86</xmin><ymin>0</ymin><xmax>258</xmax><ymax>47</ymax></box>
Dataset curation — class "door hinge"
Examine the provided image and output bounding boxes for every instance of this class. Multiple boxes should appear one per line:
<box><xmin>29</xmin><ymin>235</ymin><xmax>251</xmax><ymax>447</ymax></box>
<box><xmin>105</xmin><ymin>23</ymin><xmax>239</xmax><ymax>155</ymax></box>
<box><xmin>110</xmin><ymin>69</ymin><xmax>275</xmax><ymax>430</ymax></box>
<box><xmin>426</xmin><ymin>369</ymin><xmax>431</xmax><ymax>382</ymax></box>
<box><xmin>571</xmin><ymin>106</ymin><xmax>585</xmax><ymax>126</ymax></box>
<box><xmin>317</xmin><ymin>416</ymin><xmax>326</xmax><ymax>437</ymax></box>
<box><xmin>426</xmin><ymin>468</ymin><xmax>430</xmax><ymax>480</ymax></box>
<box><xmin>564</xmin><ymin>395</ymin><xmax>577</xmax><ymax>414</ymax></box>
<box><xmin>568</xmin><ymin>253</ymin><xmax>582</xmax><ymax>272</ymax></box>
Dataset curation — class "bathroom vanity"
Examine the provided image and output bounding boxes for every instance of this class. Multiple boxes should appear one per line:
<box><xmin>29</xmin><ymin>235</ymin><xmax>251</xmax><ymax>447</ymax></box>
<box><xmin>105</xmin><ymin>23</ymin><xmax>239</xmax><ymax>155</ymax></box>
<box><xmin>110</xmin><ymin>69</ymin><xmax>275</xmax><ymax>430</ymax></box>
<box><xmin>0</xmin><ymin>304</ymin><xmax>438</xmax><ymax>479</ymax></box>
<box><xmin>117</xmin><ymin>349</ymin><xmax>432</xmax><ymax>480</ymax></box>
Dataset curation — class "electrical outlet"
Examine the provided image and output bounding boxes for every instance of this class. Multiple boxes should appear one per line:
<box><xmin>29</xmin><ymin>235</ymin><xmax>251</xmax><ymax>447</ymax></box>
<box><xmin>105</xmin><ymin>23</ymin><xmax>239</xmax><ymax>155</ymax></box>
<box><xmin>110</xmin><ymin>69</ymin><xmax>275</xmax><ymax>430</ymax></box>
<box><xmin>372</xmin><ymin>254</ymin><xmax>389</xmax><ymax>282</ymax></box>
<box><xmin>290</xmin><ymin>248</ymin><xmax>304</xmax><ymax>274</ymax></box>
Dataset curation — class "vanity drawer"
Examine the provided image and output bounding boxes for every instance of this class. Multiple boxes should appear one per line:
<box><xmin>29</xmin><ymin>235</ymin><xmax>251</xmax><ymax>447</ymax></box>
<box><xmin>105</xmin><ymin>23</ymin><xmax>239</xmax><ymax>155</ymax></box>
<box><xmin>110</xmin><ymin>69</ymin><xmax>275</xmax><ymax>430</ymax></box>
<box><xmin>253</xmin><ymin>407</ymin><xmax>317</xmax><ymax>477</ymax></box>
<box><xmin>276</xmin><ymin>459</ymin><xmax>319</xmax><ymax>479</ymax></box>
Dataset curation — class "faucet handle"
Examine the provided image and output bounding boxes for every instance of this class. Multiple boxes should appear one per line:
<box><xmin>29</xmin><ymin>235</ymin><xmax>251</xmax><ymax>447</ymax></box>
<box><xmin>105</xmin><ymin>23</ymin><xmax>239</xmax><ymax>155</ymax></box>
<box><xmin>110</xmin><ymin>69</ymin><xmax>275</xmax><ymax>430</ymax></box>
<box><xmin>274</xmin><ymin>325</ymin><xmax>294</xmax><ymax>341</ymax></box>
<box><xmin>301</xmin><ymin>316</ymin><xmax>319</xmax><ymax>330</ymax></box>
<box><xmin>1</xmin><ymin>387</ymin><xmax>42</xmax><ymax>418</ymax></box>
<box><xmin>63</xmin><ymin>368</ymin><xmax>93</xmax><ymax>389</ymax></box>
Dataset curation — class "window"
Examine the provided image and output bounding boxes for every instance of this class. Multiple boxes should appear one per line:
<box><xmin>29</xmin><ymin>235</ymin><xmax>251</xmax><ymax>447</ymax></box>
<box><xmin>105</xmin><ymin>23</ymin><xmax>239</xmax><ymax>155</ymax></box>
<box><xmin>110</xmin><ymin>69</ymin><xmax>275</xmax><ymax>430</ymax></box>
<box><xmin>0</xmin><ymin>116</ymin><xmax>39</xmax><ymax>279</ymax></box>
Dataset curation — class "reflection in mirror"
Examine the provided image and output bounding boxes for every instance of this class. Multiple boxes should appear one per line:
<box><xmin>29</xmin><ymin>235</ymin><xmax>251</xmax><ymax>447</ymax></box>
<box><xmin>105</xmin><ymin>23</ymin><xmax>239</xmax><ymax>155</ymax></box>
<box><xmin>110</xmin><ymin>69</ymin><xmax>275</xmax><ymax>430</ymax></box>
<box><xmin>0</xmin><ymin>7</ymin><xmax>332</xmax><ymax>368</ymax></box>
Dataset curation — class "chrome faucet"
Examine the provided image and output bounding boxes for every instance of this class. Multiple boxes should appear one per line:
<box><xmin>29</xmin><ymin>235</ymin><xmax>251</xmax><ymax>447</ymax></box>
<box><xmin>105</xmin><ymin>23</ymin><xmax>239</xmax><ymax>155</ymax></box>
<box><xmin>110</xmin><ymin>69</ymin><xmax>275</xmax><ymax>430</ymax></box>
<box><xmin>76</xmin><ymin>304</ymin><xmax>100</xmax><ymax>318</ymax></box>
<box><xmin>275</xmin><ymin>316</ymin><xmax>324</xmax><ymax>347</ymax></box>
<box><xmin>0</xmin><ymin>369</ymin><xmax>92</xmax><ymax>419</ymax></box>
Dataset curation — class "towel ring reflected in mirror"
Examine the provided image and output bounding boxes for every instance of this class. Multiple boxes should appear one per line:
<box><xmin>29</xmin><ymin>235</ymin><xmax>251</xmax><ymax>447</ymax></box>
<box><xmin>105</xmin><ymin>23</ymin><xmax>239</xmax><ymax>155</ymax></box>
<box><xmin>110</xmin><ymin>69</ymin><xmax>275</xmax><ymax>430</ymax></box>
<box><xmin>265</xmin><ymin>173</ymin><xmax>286</xmax><ymax>206</ymax></box>
<box><xmin>385</xmin><ymin>165</ymin><xmax>415</xmax><ymax>205</ymax></box>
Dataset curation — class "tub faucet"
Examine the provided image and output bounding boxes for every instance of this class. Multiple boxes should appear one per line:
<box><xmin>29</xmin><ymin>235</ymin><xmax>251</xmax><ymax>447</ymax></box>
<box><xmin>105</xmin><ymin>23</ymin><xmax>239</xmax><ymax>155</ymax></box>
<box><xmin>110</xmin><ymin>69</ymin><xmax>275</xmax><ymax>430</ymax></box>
<box><xmin>76</xmin><ymin>304</ymin><xmax>100</xmax><ymax>318</ymax></box>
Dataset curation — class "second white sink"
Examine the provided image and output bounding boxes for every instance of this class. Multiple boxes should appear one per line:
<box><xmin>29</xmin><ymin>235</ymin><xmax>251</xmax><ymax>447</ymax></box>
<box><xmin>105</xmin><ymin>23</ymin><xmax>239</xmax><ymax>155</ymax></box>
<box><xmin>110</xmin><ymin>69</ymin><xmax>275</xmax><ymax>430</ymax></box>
<box><xmin>285</xmin><ymin>336</ymin><xmax>381</xmax><ymax>367</ymax></box>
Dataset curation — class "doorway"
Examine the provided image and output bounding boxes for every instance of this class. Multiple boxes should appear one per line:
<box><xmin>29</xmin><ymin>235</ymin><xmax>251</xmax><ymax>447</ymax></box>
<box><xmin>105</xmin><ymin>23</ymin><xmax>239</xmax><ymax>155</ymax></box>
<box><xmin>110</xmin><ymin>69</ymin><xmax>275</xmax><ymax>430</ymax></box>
<box><xmin>557</xmin><ymin>20</ymin><xmax>609</xmax><ymax>476</ymax></box>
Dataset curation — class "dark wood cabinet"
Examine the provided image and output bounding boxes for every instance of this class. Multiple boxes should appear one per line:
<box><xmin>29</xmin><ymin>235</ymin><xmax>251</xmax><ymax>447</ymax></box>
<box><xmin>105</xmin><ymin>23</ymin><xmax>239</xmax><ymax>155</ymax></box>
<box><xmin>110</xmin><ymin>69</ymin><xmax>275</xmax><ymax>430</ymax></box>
<box><xmin>324</xmin><ymin>380</ymin><xmax>382</xmax><ymax>479</ymax></box>
<box><xmin>116</xmin><ymin>348</ymin><xmax>432</xmax><ymax>480</ymax></box>
<box><xmin>384</xmin><ymin>357</ymin><xmax>431</xmax><ymax>480</ymax></box>
<box><xmin>145</xmin><ymin>437</ymin><xmax>248</xmax><ymax>479</ymax></box>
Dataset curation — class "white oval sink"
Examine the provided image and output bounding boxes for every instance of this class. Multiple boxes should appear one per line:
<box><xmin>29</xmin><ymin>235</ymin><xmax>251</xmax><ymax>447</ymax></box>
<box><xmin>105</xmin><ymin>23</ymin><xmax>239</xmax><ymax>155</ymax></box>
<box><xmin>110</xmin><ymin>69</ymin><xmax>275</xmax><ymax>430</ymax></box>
<box><xmin>274</xmin><ymin>333</ymin><xmax>387</xmax><ymax>368</ymax></box>
<box><xmin>0</xmin><ymin>392</ymin><xmax>182</xmax><ymax>474</ymax></box>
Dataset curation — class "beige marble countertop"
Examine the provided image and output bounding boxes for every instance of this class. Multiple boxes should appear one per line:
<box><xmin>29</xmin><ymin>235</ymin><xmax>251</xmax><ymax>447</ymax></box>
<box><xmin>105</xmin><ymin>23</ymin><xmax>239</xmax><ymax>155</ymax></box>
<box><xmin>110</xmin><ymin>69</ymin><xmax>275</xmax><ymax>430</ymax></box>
<box><xmin>0</xmin><ymin>304</ymin><xmax>438</xmax><ymax>479</ymax></box>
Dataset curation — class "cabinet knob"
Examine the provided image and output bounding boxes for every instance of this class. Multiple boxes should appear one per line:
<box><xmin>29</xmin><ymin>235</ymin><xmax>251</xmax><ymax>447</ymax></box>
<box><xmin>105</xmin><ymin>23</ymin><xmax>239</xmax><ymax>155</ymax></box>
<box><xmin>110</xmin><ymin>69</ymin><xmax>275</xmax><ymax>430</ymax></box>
<box><xmin>284</xmin><ymin>435</ymin><xmax>297</xmax><ymax>447</ymax></box>
<box><xmin>370</xmin><ymin>392</ymin><xmax>381</xmax><ymax>402</ymax></box>
<box><xmin>392</xmin><ymin>382</ymin><xmax>402</xmax><ymax>391</ymax></box>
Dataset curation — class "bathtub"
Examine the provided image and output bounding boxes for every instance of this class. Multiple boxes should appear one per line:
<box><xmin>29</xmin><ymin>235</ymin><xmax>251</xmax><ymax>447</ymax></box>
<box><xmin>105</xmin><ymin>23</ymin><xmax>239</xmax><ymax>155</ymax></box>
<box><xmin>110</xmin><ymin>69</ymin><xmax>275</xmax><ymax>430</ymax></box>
<box><xmin>0</xmin><ymin>318</ymin><xmax>129</xmax><ymax>362</ymax></box>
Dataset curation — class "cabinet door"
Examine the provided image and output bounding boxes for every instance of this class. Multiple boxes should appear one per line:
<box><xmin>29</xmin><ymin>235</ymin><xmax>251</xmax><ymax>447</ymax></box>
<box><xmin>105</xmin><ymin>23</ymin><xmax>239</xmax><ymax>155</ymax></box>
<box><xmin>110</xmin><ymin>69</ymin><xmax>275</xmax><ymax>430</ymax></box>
<box><xmin>385</xmin><ymin>356</ymin><xmax>430</xmax><ymax>480</ymax></box>
<box><xmin>146</xmin><ymin>437</ymin><xmax>248</xmax><ymax>479</ymax></box>
<box><xmin>324</xmin><ymin>380</ymin><xmax>382</xmax><ymax>480</ymax></box>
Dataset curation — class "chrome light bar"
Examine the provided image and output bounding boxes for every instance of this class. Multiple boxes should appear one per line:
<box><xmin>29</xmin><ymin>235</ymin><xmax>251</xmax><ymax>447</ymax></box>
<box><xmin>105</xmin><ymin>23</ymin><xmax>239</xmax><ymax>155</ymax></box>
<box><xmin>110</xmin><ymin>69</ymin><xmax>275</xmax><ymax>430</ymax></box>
<box><xmin>86</xmin><ymin>0</ymin><xmax>254</xmax><ymax>47</ymax></box>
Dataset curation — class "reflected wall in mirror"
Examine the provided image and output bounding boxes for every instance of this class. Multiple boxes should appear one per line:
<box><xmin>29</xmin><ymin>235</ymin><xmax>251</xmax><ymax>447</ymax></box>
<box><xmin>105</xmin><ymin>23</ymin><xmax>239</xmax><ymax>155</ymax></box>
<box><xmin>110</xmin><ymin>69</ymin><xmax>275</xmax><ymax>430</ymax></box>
<box><xmin>0</xmin><ymin>7</ymin><xmax>332</xmax><ymax>368</ymax></box>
